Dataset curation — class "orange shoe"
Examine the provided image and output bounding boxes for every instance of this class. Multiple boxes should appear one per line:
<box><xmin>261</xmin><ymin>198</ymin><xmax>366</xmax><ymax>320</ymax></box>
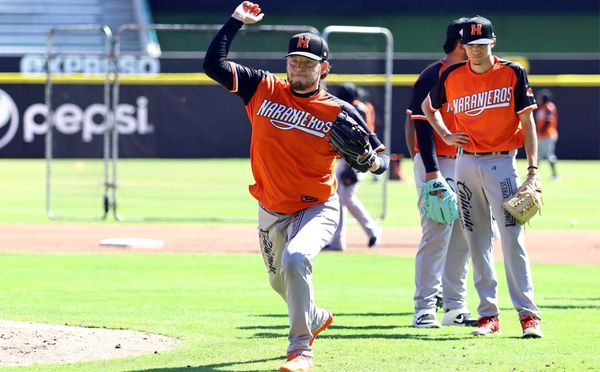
<box><xmin>310</xmin><ymin>309</ymin><xmax>333</xmax><ymax>346</ymax></box>
<box><xmin>279</xmin><ymin>353</ymin><xmax>313</xmax><ymax>372</ymax></box>
<box><xmin>472</xmin><ymin>316</ymin><xmax>500</xmax><ymax>336</ymax></box>
<box><xmin>520</xmin><ymin>315</ymin><xmax>544</xmax><ymax>338</ymax></box>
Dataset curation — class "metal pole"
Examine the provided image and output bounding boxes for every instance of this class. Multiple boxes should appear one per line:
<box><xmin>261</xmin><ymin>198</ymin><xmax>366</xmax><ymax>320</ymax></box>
<box><xmin>322</xmin><ymin>26</ymin><xmax>394</xmax><ymax>220</ymax></box>
<box><xmin>44</xmin><ymin>29</ymin><xmax>55</xmax><ymax>219</ymax></box>
<box><xmin>101</xmin><ymin>25</ymin><xmax>113</xmax><ymax>219</ymax></box>
<box><xmin>45</xmin><ymin>24</ymin><xmax>113</xmax><ymax>221</ymax></box>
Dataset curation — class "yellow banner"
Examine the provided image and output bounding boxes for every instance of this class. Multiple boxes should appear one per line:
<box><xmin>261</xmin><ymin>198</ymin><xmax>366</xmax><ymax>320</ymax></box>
<box><xmin>0</xmin><ymin>72</ymin><xmax>598</xmax><ymax>87</ymax></box>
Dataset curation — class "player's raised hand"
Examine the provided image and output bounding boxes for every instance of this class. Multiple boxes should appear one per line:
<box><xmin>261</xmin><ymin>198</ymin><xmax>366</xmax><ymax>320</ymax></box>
<box><xmin>232</xmin><ymin>1</ymin><xmax>264</xmax><ymax>24</ymax></box>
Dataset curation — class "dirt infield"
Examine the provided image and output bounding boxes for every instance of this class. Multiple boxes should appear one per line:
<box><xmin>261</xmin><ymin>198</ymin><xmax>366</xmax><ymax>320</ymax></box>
<box><xmin>0</xmin><ymin>223</ymin><xmax>598</xmax><ymax>367</ymax></box>
<box><xmin>1</xmin><ymin>223</ymin><xmax>599</xmax><ymax>264</ymax></box>
<box><xmin>0</xmin><ymin>320</ymin><xmax>179</xmax><ymax>367</ymax></box>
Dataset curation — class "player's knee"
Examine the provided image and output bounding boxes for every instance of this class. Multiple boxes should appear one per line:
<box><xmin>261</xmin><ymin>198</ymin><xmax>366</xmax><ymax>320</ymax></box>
<box><xmin>281</xmin><ymin>251</ymin><xmax>311</xmax><ymax>275</ymax></box>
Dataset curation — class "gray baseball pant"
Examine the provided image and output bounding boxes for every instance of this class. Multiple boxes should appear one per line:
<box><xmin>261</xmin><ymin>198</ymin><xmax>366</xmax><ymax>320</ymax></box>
<box><xmin>258</xmin><ymin>194</ymin><xmax>339</xmax><ymax>357</ymax></box>
<box><xmin>413</xmin><ymin>153</ymin><xmax>471</xmax><ymax>313</ymax></box>
<box><xmin>454</xmin><ymin>151</ymin><xmax>540</xmax><ymax>318</ymax></box>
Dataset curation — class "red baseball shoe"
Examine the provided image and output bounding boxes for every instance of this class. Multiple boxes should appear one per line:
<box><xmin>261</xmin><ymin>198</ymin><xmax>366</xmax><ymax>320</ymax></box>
<box><xmin>279</xmin><ymin>353</ymin><xmax>313</xmax><ymax>372</ymax></box>
<box><xmin>472</xmin><ymin>316</ymin><xmax>500</xmax><ymax>336</ymax></box>
<box><xmin>520</xmin><ymin>315</ymin><xmax>544</xmax><ymax>338</ymax></box>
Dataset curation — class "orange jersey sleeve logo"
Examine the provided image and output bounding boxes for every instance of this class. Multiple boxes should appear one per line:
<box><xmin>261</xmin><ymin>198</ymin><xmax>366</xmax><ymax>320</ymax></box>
<box><xmin>244</xmin><ymin>74</ymin><xmax>341</xmax><ymax>214</ymax></box>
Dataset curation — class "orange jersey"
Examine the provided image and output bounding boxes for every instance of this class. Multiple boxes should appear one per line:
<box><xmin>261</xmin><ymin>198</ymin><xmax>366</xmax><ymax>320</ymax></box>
<box><xmin>245</xmin><ymin>75</ymin><xmax>340</xmax><ymax>213</ymax></box>
<box><xmin>429</xmin><ymin>56</ymin><xmax>537</xmax><ymax>153</ymax></box>
<box><xmin>244</xmin><ymin>75</ymin><xmax>383</xmax><ymax>214</ymax></box>
<box><xmin>535</xmin><ymin>101</ymin><xmax>558</xmax><ymax>139</ymax></box>
<box><xmin>407</xmin><ymin>60</ymin><xmax>458</xmax><ymax>157</ymax></box>
<box><xmin>203</xmin><ymin>18</ymin><xmax>384</xmax><ymax>214</ymax></box>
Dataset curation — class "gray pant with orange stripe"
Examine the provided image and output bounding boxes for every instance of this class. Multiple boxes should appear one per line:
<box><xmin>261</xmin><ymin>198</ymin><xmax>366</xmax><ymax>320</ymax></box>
<box><xmin>258</xmin><ymin>195</ymin><xmax>338</xmax><ymax>357</ymax></box>
<box><xmin>455</xmin><ymin>151</ymin><xmax>540</xmax><ymax>319</ymax></box>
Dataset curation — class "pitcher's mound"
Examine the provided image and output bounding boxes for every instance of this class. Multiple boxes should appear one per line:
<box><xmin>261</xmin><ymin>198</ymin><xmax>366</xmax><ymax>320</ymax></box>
<box><xmin>0</xmin><ymin>320</ymin><xmax>179</xmax><ymax>367</ymax></box>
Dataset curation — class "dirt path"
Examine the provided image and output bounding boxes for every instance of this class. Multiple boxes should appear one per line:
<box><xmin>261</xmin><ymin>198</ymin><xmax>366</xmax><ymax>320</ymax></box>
<box><xmin>1</xmin><ymin>223</ymin><xmax>599</xmax><ymax>264</ymax></box>
<box><xmin>0</xmin><ymin>223</ymin><xmax>598</xmax><ymax>367</ymax></box>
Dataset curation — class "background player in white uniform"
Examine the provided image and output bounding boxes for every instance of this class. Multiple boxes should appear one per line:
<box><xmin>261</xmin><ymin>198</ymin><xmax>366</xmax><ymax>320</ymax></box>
<box><xmin>423</xmin><ymin>16</ymin><xmax>544</xmax><ymax>338</ymax></box>
<box><xmin>326</xmin><ymin>83</ymin><xmax>382</xmax><ymax>251</ymax></box>
<box><xmin>203</xmin><ymin>2</ymin><xmax>389</xmax><ymax>370</ymax></box>
<box><xmin>405</xmin><ymin>18</ymin><xmax>476</xmax><ymax>328</ymax></box>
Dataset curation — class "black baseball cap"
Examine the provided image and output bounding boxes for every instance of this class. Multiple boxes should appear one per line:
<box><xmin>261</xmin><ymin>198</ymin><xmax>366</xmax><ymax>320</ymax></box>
<box><xmin>461</xmin><ymin>16</ymin><xmax>496</xmax><ymax>45</ymax></box>
<box><xmin>443</xmin><ymin>17</ymin><xmax>469</xmax><ymax>52</ymax></box>
<box><xmin>286</xmin><ymin>33</ymin><xmax>329</xmax><ymax>61</ymax></box>
<box><xmin>446</xmin><ymin>17</ymin><xmax>469</xmax><ymax>41</ymax></box>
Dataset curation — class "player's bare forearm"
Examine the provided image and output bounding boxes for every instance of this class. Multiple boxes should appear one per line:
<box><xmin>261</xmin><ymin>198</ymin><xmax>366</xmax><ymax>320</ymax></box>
<box><xmin>425</xmin><ymin>170</ymin><xmax>443</xmax><ymax>181</ymax></box>
<box><xmin>404</xmin><ymin>115</ymin><xmax>416</xmax><ymax>159</ymax></box>
<box><xmin>520</xmin><ymin>110</ymin><xmax>538</xmax><ymax>169</ymax></box>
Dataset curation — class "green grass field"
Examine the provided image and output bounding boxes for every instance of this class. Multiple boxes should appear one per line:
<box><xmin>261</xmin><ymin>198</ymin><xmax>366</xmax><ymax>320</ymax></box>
<box><xmin>0</xmin><ymin>158</ymin><xmax>599</xmax><ymax>371</ymax></box>
<box><xmin>1</xmin><ymin>158</ymin><xmax>599</xmax><ymax>229</ymax></box>
<box><xmin>0</xmin><ymin>253</ymin><xmax>598</xmax><ymax>371</ymax></box>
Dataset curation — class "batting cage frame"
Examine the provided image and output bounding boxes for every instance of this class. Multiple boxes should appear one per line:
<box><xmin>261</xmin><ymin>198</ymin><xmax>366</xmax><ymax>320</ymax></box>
<box><xmin>111</xmin><ymin>23</ymin><xmax>320</xmax><ymax>222</ymax></box>
<box><xmin>45</xmin><ymin>25</ymin><xmax>113</xmax><ymax>221</ymax></box>
<box><xmin>322</xmin><ymin>26</ymin><xmax>394</xmax><ymax>220</ymax></box>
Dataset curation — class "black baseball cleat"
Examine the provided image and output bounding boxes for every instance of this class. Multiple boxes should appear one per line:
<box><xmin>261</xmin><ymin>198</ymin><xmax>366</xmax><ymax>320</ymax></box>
<box><xmin>442</xmin><ymin>309</ymin><xmax>478</xmax><ymax>326</ymax></box>
<box><xmin>368</xmin><ymin>229</ymin><xmax>382</xmax><ymax>248</ymax></box>
<box><xmin>435</xmin><ymin>295</ymin><xmax>443</xmax><ymax>311</ymax></box>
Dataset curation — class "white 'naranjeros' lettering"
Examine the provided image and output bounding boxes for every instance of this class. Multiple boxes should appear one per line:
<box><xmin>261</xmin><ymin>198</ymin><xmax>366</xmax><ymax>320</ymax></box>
<box><xmin>452</xmin><ymin>87</ymin><xmax>513</xmax><ymax>117</ymax></box>
<box><xmin>256</xmin><ymin>99</ymin><xmax>332</xmax><ymax>137</ymax></box>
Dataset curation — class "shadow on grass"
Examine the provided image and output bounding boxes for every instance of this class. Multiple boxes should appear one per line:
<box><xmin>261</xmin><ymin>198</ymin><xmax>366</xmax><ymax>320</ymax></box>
<box><xmin>239</xmin><ymin>324</ymin><xmax>401</xmax><ymax>330</ymax></box>
<box><xmin>253</xmin><ymin>312</ymin><xmax>413</xmax><ymax>317</ymax></box>
<box><xmin>128</xmin><ymin>355</ymin><xmax>282</xmax><ymax>372</ymax></box>
<box><xmin>250</xmin><ymin>331</ymin><xmax>464</xmax><ymax>341</ymax></box>
<box><xmin>540</xmin><ymin>304</ymin><xmax>600</xmax><ymax>310</ymax></box>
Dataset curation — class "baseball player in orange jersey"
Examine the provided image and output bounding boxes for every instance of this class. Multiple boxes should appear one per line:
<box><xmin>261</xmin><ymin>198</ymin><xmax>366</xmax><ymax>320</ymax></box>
<box><xmin>203</xmin><ymin>2</ymin><xmax>389</xmax><ymax>371</ymax></box>
<box><xmin>534</xmin><ymin>89</ymin><xmax>559</xmax><ymax>180</ymax></box>
<box><xmin>405</xmin><ymin>17</ymin><xmax>477</xmax><ymax>328</ymax></box>
<box><xmin>422</xmin><ymin>15</ymin><xmax>544</xmax><ymax>338</ymax></box>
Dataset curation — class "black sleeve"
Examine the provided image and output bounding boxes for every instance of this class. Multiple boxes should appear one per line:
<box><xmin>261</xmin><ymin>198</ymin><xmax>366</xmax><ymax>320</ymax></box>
<box><xmin>409</xmin><ymin>69</ymin><xmax>440</xmax><ymax>173</ymax></box>
<box><xmin>202</xmin><ymin>17</ymin><xmax>265</xmax><ymax>104</ymax></box>
<box><xmin>510</xmin><ymin>63</ymin><xmax>537</xmax><ymax>113</ymax></box>
<box><xmin>408</xmin><ymin>74</ymin><xmax>435</xmax><ymax>117</ymax></box>
<box><xmin>354</xmin><ymin>103</ymin><xmax>368</xmax><ymax>123</ymax></box>
<box><xmin>415</xmin><ymin>119</ymin><xmax>439</xmax><ymax>172</ymax></box>
<box><xmin>428</xmin><ymin>80</ymin><xmax>447</xmax><ymax>111</ymax></box>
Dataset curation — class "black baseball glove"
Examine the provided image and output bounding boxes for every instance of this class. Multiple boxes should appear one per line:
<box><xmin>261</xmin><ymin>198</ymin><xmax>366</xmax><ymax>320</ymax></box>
<box><xmin>328</xmin><ymin>111</ymin><xmax>376</xmax><ymax>169</ymax></box>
